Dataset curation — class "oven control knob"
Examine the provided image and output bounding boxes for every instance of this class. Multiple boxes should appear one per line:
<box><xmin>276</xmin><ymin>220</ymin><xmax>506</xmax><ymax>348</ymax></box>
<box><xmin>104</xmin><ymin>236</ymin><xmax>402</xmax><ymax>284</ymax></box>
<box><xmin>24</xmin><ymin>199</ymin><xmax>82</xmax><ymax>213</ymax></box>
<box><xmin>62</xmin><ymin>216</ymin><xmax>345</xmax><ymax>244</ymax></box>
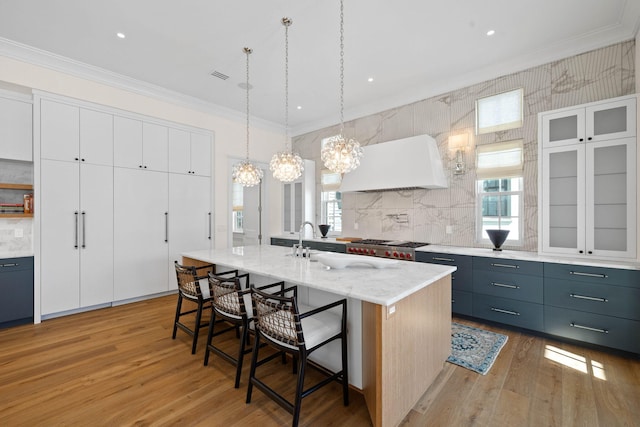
<box><xmin>406</xmin><ymin>253</ymin><xmax>412</xmax><ymax>260</ymax></box>
<box><xmin>347</xmin><ymin>247</ymin><xmax>353</xmax><ymax>253</ymax></box>
<box><xmin>363</xmin><ymin>249</ymin><xmax>369</xmax><ymax>254</ymax></box>
<box><xmin>371</xmin><ymin>249</ymin><xmax>376</xmax><ymax>255</ymax></box>
<box><xmin>385</xmin><ymin>251</ymin><xmax>391</xmax><ymax>257</ymax></box>
<box><xmin>358</xmin><ymin>248</ymin><xmax>364</xmax><ymax>254</ymax></box>
<box><xmin>393</xmin><ymin>252</ymin><xmax>399</xmax><ymax>258</ymax></box>
<box><xmin>399</xmin><ymin>252</ymin><xmax>405</xmax><ymax>259</ymax></box>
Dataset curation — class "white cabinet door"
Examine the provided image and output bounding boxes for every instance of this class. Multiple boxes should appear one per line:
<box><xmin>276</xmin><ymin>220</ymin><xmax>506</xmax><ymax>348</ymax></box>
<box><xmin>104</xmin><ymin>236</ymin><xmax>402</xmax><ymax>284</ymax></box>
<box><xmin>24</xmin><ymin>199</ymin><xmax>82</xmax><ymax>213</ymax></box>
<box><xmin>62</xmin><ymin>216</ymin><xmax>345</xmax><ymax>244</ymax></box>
<box><xmin>541</xmin><ymin>145</ymin><xmax>586</xmax><ymax>256</ymax></box>
<box><xmin>168</xmin><ymin>128</ymin><xmax>190</xmax><ymax>174</ymax></box>
<box><xmin>143</xmin><ymin>122</ymin><xmax>168</xmax><ymax>172</ymax></box>
<box><xmin>541</xmin><ymin>108</ymin><xmax>586</xmax><ymax>148</ymax></box>
<box><xmin>114</xmin><ymin>116</ymin><xmax>143</xmax><ymax>169</ymax></box>
<box><xmin>40</xmin><ymin>100</ymin><xmax>79</xmax><ymax>162</ymax></box>
<box><xmin>168</xmin><ymin>173</ymin><xmax>211</xmax><ymax>288</ymax></box>
<box><xmin>114</xmin><ymin>168</ymin><xmax>169</xmax><ymax>300</ymax></box>
<box><xmin>80</xmin><ymin>109</ymin><xmax>113</xmax><ymax>166</ymax></box>
<box><xmin>585</xmin><ymin>98</ymin><xmax>636</xmax><ymax>142</ymax></box>
<box><xmin>79</xmin><ymin>163</ymin><xmax>114</xmax><ymax>307</ymax></box>
<box><xmin>585</xmin><ymin>138</ymin><xmax>636</xmax><ymax>258</ymax></box>
<box><xmin>190</xmin><ymin>133</ymin><xmax>211</xmax><ymax>177</ymax></box>
<box><xmin>40</xmin><ymin>159</ymin><xmax>80</xmax><ymax>315</ymax></box>
<box><xmin>0</xmin><ymin>96</ymin><xmax>32</xmax><ymax>161</ymax></box>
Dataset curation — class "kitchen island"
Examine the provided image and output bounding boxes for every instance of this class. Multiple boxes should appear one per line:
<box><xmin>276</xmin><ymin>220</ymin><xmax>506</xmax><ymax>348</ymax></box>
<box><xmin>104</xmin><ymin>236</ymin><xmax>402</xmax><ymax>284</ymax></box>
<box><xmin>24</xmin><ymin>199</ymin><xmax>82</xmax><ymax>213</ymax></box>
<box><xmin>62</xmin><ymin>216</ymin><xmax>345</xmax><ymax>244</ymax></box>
<box><xmin>182</xmin><ymin>245</ymin><xmax>455</xmax><ymax>427</ymax></box>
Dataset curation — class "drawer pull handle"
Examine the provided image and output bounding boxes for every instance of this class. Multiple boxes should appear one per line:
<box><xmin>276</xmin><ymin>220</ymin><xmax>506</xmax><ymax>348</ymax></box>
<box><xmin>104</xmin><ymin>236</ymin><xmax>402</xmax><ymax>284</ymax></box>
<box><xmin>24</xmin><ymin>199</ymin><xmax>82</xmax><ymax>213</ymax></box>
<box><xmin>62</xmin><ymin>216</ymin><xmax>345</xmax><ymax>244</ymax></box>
<box><xmin>491</xmin><ymin>263</ymin><xmax>519</xmax><ymax>269</ymax></box>
<box><xmin>433</xmin><ymin>257</ymin><xmax>454</xmax><ymax>262</ymax></box>
<box><xmin>451</xmin><ymin>299</ymin><xmax>455</xmax><ymax>303</ymax></box>
<box><xmin>569</xmin><ymin>293</ymin><xmax>608</xmax><ymax>303</ymax></box>
<box><xmin>569</xmin><ymin>271</ymin><xmax>607</xmax><ymax>279</ymax></box>
<box><xmin>490</xmin><ymin>307</ymin><xmax>520</xmax><ymax>316</ymax></box>
<box><xmin>491</xmin><ymin>282</ymin><xmax>519</xmax><ymax>289</ymax></box>
<box><xmin>1</xmin><ymin>263</ymin><xmax>18</xmax><ymax>268</ymax></box>
<box><xmin>570</xmin><ymin>322</ymin><xmax>608</xmax><ymax>334</ymax></box>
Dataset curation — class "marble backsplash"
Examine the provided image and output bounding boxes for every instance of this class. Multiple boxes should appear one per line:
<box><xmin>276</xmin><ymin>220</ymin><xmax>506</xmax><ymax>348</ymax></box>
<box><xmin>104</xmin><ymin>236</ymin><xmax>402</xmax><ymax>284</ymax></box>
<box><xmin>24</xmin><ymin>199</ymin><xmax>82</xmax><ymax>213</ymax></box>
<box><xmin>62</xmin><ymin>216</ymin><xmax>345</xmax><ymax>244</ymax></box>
<box><xmin>293</xmin><ymin>40</ymin><xmax>636</xmax><ymax>252</ymax></box>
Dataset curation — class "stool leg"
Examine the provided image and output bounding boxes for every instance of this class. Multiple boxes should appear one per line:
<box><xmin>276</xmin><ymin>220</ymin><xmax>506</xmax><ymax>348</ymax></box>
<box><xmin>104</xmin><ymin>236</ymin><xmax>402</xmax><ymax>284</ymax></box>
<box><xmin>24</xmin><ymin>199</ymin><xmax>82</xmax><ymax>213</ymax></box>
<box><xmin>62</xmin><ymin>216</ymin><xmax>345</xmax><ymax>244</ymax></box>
<box><xmin>204</xmin><ymin>310</ymin><xmax>217</xmax><ymax>366</ymax></box>
<box><xmin>172</xmin><ymin>294</ymin><xmax>183</xmax><ymax>339</ymax></box>
<box><xmin>292</xmin><ymin>355</ymin><xmax>306</xmax><ymax>427</ymax></box>
<box><xmin>191</xmin><ymin>300</ymin><xmax>203</xmax><ymax>354</ymax></box>
<box><xmin>246</xmin><ymin>332</ymin><xmax>261</xmax><ymax>403</ymax></box>
<box><xmin>234</xmin><ymin>320</ymin><xmax>249</xmax><ymax>388</ymax></box>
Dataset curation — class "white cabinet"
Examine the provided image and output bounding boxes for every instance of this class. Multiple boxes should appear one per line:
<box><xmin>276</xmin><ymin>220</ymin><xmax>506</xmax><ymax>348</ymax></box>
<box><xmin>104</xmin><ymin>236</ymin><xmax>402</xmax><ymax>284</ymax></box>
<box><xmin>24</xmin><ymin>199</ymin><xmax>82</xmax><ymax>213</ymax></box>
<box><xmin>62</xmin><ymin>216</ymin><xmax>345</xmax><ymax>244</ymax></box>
<box><xmin>168</xmin><ymin>173</ymin><xmax>211</xmax><ymax>287</ymax></box>
<box><xmin>114</xmin><ymin>117</ymin><xmax>168</xmax><ymax>171</ymax></box>
<box><xmin>114</xmin><ymin>167</ymin><xmax>169</xmax><ymax>300</ymax></box>
<box><xmin>40</xmin><ymin>160</ymin><xmax>113</xmax><ymax>315</ymax></box>
<box><xmin>41</xmin><ymin>99</ymin><xmax>113</xmax><ymax>165</ymax></box>
<box><xmin>541</xmin><ymin>97</ymin><xmax>635</xmax><ymax>148</ymax></box>
<box><xmin>282</xmin><ymin>159</ymin><xmax>315</xmax><ymax>235</ymax></box>
<box><xmin>168</xmin><ymin>129</ymin><xmax>211</xmax><ymax>176</ymax></box>
<box><xmin>0</xmin><ymin>92</ymin><xmax>32</xmax><ymax>161</ymax></box>
<box><xmin>539</xmin><ymin>95</ymin><xmax>637</xmax><ymax>259</ymax></box>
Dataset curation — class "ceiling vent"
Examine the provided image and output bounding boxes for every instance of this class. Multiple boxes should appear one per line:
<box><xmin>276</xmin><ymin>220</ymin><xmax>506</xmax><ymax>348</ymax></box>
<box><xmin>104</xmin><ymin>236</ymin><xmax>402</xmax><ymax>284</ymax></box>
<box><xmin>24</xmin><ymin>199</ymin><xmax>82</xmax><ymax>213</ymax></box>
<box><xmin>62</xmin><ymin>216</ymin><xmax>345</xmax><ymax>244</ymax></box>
<box><xmin>210</xmin><ymin>70</ymin><xmax>229</xmax><ymax>80</ymax></box>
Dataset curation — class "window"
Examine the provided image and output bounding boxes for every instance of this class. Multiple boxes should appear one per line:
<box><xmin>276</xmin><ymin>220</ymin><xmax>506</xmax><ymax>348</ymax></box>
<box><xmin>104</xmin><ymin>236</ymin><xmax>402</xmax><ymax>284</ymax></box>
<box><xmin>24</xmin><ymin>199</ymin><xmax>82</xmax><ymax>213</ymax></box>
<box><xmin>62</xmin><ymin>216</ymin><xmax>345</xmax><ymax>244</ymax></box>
<box><xmin>476</xmin><ymin>140</ymin><xmax>524</xmax><ymax>245</ymax></box>
<box><xmin>320</xmin><ymin>136</ymin><xmax>343</xmax><ymax>233</ymax></box>
<box><xmin>476</xmin><ymin>88</ymin><xmax>523</xmax><ymax>134</ymax></box>
<box><xmin>232</xmin><ymin>182</ymin><xmax>244</xmax><ymax>232</ymax></box>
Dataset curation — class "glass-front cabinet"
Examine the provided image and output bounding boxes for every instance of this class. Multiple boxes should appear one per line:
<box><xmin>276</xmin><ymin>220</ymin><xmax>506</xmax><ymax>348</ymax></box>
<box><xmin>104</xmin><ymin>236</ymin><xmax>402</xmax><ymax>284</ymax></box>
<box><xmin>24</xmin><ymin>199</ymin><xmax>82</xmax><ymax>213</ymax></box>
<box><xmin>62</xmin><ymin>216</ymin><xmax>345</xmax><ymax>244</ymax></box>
<box><xmin>539</xmin><ymin>95</ymin><xmax>637</xmax><ymax>259</ymax></box>
<box><xmin>541</xmin><ymin>97</ymin><xmax>636</xmax><ymax>147</ymax></box>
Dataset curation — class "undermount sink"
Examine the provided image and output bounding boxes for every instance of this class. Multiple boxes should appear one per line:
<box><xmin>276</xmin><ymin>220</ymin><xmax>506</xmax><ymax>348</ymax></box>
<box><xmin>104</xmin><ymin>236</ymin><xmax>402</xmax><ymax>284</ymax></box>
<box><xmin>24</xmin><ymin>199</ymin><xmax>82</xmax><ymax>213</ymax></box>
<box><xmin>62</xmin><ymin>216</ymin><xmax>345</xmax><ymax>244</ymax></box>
<box><xmin>314</xmin><ymin>252</ymin><xmax>398</xmax><ymax>269</ymax></box>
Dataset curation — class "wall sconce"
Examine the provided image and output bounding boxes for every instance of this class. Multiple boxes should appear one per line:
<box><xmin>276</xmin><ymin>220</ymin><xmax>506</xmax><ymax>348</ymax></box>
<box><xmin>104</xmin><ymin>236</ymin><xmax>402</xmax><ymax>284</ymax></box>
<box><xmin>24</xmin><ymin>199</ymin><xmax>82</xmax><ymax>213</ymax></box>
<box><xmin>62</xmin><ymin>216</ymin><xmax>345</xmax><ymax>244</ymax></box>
<box><xmin>449</xmin><ymin>133</ymin><xmax>469</xmax><ymax>175</ymax></box>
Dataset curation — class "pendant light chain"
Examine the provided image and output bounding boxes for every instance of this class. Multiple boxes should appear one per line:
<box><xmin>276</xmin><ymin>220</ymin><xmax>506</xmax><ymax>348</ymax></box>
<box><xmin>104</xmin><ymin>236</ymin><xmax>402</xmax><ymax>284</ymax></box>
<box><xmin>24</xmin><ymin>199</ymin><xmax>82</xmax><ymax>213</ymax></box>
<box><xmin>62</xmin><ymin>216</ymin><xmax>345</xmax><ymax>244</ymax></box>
<box><xmin>281</xmin><ymin>17</ymin><xmax>292</xmax><ymax>152</ymax></box>
<box><xmin>245</xmin><ymin>47</ymin><xmax>251</xmax><ymax>160</ymax></box>
<box><xmin>339</xmin><ymin>0</ymin><xmax>345</xmax><ymax>133</ymax></box>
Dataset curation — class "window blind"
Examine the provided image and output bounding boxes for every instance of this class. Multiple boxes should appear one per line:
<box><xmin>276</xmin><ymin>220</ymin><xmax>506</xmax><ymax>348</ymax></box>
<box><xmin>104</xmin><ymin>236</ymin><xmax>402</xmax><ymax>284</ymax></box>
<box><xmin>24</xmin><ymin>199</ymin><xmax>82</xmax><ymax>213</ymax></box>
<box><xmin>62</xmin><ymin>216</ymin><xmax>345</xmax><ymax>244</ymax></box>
<box><xmin>476</xmin><ymin>139</ymin><xmax>524</xmax><ymax>179</ymax></box>
<box><xmin>476</xmin><ymin>88</ymin><xmax>523</xmax><ymax>134</ymax></box>
<box><xmin>321</xmin><ymin>168</ymin><xmax>342</xmax><ymax>192</ymax></box>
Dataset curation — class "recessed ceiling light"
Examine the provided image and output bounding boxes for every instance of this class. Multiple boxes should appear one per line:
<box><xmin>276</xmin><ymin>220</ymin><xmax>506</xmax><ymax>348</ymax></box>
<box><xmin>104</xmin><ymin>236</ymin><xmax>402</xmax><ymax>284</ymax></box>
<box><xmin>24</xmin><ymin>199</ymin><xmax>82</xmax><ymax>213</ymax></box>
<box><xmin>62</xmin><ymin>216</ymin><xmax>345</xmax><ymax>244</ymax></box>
<box><xmin>367</xmin><ymin>77</ymin><xmax>374</xmax><ymax>82</ymax></box>
<box><xmin>486</xmin><ymin>30</ymin><xmax>495</xmax><ymax>36</ymax></box>
<box><xmin>116</xmin><ymin>32</ymin><xmax>126</xmax><ymax>39</ymax></box>
<box><xmin>297</xmin><ymin>106</ymin><xmax>302</xmax><ymax>110</ymax></box>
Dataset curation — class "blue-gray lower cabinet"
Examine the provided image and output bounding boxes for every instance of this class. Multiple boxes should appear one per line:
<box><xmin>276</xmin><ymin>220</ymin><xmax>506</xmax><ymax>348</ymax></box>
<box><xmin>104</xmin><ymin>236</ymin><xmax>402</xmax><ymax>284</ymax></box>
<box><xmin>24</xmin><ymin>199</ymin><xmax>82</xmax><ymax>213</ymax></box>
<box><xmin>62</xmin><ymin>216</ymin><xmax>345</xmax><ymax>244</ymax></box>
<box><xmin>416</xmin><ymin>252</ymin><xmax>473</xmax><ymax>316</ymax></box>
<box><xmin>270</xmin><ymin>237</ymin><xmax>346</xmax><ymax>253</ymax></box>
<box><xmin>545</xmin><ymin>306</ymin><xmax>640</xmax><ymax>354</ymax></box>
<box><xmin>0</xmin><ymin>256</ymin><xmax>34</xmax><ymax>328</ymax></box>
<box><xmin>472</xmin><ymin>293</ymin><xmax>544</xmax><ymax>331</ymax></box>
<box><xmin>543</xmin><ymin>262</ymin><xmax>640</xmax><ymax>353</ymax></box>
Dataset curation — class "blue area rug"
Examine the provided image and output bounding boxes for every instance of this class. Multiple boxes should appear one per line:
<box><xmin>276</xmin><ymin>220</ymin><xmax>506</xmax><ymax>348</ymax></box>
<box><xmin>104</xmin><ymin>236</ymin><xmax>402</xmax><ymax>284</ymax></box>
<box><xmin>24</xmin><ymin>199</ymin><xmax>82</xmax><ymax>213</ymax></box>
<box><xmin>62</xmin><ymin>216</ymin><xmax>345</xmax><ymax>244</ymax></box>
<box><xmin>447</xmin><ymin>322</ymin><xmax>508</xmax><ymax>375</ymax></box>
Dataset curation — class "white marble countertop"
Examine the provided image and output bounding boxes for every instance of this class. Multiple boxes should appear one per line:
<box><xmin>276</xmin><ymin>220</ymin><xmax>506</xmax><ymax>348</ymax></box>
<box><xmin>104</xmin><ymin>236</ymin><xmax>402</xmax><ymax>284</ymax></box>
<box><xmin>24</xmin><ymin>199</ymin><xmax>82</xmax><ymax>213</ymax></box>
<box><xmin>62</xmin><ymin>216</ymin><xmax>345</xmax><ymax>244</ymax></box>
<box><xmin>416</xmin><ymin>245</ymin><xmax>640</xmax><ymax>270</ymax></box>
<box><xmin>182</xmin><ymin>245</ymin><xmax>455</xmax><ymax>306</ymax></box>
<box><xmin>0</xmin><ymin>251</ymin><xmax>34</xmax><ymax>259</ymax></box>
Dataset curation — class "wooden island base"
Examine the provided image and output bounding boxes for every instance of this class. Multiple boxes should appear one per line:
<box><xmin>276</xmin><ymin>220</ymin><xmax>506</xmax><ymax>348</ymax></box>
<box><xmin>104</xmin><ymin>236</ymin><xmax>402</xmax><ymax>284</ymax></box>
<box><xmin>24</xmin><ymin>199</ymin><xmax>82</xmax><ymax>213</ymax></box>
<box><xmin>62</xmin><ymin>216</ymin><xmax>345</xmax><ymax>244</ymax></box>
<box><xmin>362</xmin><ymin>275</ymin><xmax>451</xmax><ymax>427</ymax></box>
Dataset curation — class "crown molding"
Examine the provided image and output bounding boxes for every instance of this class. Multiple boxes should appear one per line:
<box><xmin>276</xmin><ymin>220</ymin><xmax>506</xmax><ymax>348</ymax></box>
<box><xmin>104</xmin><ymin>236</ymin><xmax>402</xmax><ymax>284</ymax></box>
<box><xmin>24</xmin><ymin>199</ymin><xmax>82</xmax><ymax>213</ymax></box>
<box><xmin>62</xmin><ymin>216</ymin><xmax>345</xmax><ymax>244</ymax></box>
<box><xmin>0</xmin><ymin>37</ymin><xmax>284</xmax><ymax>133</ymax></box>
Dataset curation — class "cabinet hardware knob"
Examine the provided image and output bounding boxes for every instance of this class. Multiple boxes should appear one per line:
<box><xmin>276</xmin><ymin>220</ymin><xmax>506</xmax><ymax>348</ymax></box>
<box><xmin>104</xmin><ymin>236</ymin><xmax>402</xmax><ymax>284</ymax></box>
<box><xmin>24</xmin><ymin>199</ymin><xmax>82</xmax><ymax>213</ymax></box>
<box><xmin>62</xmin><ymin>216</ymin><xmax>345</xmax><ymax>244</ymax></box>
<box><xmin>587</xmin><ymin>137</ymin><xmax>592</xmax><ymax>141</ymax></box>
<box><xmin>579</xmin><ymin>250</ymin><xmax>584</xmax><ymax>253</ymax></box>
<box><xmin>75</xmin><ymin>157</ymin><xmax>79</xmax><ymax>161</ymax></box>
<box><xmin>579</xmin><ymin>138</ymin><xmax>584</xmax><ymax>142</ymax></box>
<box><xmin>144</xmin><ymin>165</ymin><xmax>147</xmax><ymax>169</ymax></box>
<box><xmin>139</xmin><ymin>165</ymin><xmax>142</xmax><ymax>168</ymax></box>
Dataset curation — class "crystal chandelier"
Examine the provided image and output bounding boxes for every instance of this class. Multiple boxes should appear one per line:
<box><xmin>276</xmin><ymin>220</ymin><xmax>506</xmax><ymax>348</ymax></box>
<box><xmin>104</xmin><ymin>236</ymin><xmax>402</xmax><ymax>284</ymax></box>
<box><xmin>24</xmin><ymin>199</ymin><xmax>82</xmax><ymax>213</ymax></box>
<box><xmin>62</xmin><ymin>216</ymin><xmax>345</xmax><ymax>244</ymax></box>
<box><xmin>320</xmin><ymin>0</ymin><xmax>363</xmax><ymax>175</ymax></box>
<box><xmin>270</xmin><ymin>17</ymin><xmax>304</xmax><ymax>182</ymax></box>
<box><xmin>232</xmin><ymin>47</ymin><xmax>264</xmax><ymax>187</ymax></box>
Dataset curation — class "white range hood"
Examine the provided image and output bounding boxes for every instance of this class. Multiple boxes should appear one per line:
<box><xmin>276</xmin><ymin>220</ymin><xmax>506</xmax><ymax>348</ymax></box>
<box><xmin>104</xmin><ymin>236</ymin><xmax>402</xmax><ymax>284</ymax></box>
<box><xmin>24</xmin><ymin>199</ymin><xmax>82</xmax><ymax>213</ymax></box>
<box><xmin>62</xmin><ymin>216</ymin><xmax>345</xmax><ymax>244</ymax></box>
<box><xmin>339</xmin><ymin>134</ymin><xmax>448</xmax><ymax>192</ymax></box>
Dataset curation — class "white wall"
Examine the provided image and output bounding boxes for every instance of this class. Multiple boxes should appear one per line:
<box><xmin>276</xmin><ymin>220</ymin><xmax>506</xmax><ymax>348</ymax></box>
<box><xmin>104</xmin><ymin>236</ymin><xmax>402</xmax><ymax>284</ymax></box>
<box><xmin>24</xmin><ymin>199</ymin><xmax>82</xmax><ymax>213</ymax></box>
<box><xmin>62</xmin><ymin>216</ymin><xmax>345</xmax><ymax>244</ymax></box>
<box><xmin>0</xmin><ymin>54</ymin><xmax>284</xmax><ymax>249</ymax></box>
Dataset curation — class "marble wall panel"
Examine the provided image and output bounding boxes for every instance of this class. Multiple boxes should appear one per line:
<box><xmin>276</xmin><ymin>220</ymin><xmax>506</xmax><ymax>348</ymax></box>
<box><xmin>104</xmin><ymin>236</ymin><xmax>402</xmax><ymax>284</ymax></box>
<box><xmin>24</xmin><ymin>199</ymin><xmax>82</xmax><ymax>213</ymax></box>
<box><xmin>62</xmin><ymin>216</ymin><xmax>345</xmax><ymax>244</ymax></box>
<box><xmin>413</xmin><ymin>96</ymin><xmax>451</xmax><ymax>138</ymax></box>
<box><xmin>551</xmin><ymin>43</ymin><xmax>623</xmax><ymax>109</ymax></box>
<box><xmin>381</xmin><ymin>208</ymin><xmax>414</xmax><ymax>241</ymax></box>
<box><xmin>621</xmin><ymin>39</ymin><xmax>636</xmax><ymax>94</ymax></box>
<box><xmin>0</xmin><ymin>218</ymin><xmax>32</xmax><ymax>255</ymax></box>
<box><xmin>381</xmin><ymin>104</ymin><xmax>414</xmax><ymax>142</ymax></box>
<box><xmin>292</xmin><ymin>40</ymin><xmax>635</xmax><ymax>253</ymax></box>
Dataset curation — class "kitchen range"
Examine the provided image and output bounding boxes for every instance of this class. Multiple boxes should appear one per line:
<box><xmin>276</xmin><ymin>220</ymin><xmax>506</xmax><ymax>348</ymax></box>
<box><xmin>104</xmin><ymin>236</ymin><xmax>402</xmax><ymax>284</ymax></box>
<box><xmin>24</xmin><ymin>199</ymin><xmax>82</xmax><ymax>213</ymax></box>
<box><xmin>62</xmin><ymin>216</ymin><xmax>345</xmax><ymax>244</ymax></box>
<box><xmin>345</xmin><ymin>239</ymin><xmax>429</xmax><ymax>261</ymax></box>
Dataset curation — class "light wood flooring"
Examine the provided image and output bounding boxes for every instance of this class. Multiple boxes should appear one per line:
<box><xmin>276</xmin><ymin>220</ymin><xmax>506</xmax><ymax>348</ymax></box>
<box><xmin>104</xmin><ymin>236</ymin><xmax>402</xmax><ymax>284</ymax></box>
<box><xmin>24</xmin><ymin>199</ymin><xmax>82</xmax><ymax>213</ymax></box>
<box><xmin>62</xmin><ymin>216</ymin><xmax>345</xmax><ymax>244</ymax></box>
<box><xmin>0</xmin><ymin>295</ymin><xmax>638</xmax><ymax>426</ymax></box>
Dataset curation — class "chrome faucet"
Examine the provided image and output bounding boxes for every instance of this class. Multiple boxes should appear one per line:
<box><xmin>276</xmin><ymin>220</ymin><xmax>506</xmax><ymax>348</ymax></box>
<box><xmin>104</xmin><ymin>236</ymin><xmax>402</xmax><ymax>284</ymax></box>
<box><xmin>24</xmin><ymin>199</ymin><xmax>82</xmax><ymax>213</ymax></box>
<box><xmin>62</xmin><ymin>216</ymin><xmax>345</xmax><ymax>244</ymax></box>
<box><xmin>299</xmin><ymin>221</ymin><xmax>316</xmax><ymax>248</ymax></box>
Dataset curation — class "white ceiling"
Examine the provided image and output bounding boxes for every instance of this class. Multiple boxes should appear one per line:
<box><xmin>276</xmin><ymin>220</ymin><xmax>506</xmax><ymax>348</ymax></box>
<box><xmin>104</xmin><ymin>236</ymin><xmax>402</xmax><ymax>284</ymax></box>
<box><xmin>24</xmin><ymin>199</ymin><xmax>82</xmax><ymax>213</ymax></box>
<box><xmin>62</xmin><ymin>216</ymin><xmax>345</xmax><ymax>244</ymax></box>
<box><xmin>0</xmin><ymin>0</ymin><xmax>638</xmax><ymax>136</ymax></box>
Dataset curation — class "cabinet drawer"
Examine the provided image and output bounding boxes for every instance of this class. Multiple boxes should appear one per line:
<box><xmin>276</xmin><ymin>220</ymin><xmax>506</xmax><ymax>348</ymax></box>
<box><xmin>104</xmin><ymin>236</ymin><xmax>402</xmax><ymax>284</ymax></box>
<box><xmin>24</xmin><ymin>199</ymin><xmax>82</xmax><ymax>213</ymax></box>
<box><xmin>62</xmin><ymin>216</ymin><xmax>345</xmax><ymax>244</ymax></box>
<box><xmin>473</xmin><ymin>270</ymin><xmax>543</xmax><ymax>304</ymax></box>
<box><xmin>473</xmin><ymin>294</ymin><xmax>543</xmax><ymax>331</ymax></box>
<box><xmin>270</xmin><ymin>238</ymin><xmax>295</xmax><ymax>248</ymax></box>
<box><xmin>452</xmin><ymin>290</ymin><xmax>472</xmax><ymax>316</ymax></box>
<box><xmin>474</xmin><ymin>256</ymin><xmax>543</xmax><ymax>276</ymax></box>
<box><xmin>0</xmin><ymin>257</ymin><xmax>34</xmax><ymax>272</ymax></box>
<box><xmin>416</xmin><ymin>252</ymin><xmax>473</xmax><ymax>292</ymax></box>
<box><xmin>545</xmin><ymin>278</ymin><xmax>640</xmax><ymax>320</ymax></box>
<box><xmin>305</xmin><ymin>241</ymin><xmax>345</xmax><ymax>253</ymax></box>
<box><xmin>544</xmin><ymin>306</ymin><xmax>640</xmax><ymax>354</ymax></box>
<box><xmin>544</xmin><ymin>263</ymin><xmax>640</xmax><ymax>288</ymax></box>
